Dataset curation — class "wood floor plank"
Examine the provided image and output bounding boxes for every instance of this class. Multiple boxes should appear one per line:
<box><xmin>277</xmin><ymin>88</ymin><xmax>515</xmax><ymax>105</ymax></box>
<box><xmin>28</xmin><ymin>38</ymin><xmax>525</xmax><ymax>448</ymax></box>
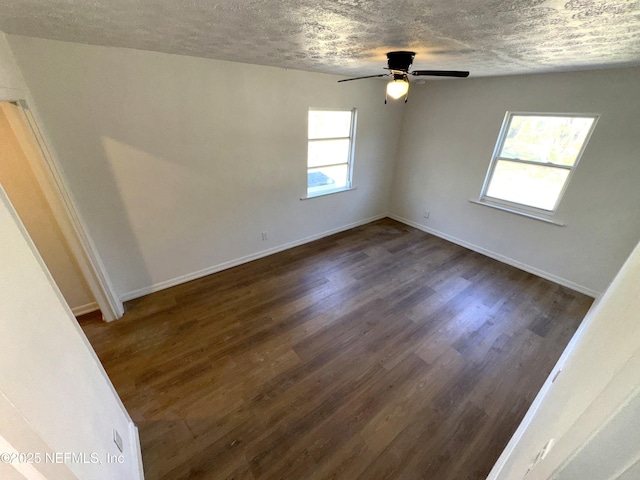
<box><xmin>79</xmin><ymin>218</ymin><xmax>593</xmax><ymax>479</ymax></box>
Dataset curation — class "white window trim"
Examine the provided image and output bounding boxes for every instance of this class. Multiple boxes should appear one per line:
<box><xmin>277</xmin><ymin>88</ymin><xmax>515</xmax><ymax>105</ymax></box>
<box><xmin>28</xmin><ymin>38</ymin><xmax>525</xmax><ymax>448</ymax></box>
<box><xmin>468</xmin><ymin>199</ymin><xmax>566</xmax><ymax>226</ymax></box>
<box><xmin>303</xmin><ymin>107</ymin><xmax>357</xmax><ymax>199</ymax></box>
<box><xmin>300</xmin><ymin>186</ymin><xmax>357</xmax><ymax>201</ymax></box>
<box><xmin>477</xmin><ymin>111</ymin><xmax>599</xmax><ymax>220</ymax></box>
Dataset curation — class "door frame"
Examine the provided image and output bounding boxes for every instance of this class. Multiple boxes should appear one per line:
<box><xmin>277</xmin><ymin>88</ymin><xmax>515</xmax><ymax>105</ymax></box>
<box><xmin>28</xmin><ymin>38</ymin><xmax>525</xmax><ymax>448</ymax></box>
<box><xmin>3</xmin><ymin>99</ymin><xmax>123</xmax><ymax>321</ymax></box>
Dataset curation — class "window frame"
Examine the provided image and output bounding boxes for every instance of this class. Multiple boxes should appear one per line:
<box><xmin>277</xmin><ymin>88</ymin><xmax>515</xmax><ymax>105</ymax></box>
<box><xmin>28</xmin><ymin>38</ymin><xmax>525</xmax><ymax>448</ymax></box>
<box><xmin>305</xmin><ymin>107</ymin><xmax>357</xmax><ymax>199</ymax></box>
<box><xmin>479</xmin><ymin>111</ymin><xmax>599</xmax><ymax>218</ymax></box>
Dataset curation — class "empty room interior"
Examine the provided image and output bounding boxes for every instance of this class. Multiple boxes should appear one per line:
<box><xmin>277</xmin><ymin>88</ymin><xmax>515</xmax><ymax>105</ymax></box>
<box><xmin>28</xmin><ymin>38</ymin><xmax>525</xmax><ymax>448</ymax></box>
<box><xmin>1</xmin><ymin>1</ymin><xmax>640</xmax><ymax>479</ymax></box>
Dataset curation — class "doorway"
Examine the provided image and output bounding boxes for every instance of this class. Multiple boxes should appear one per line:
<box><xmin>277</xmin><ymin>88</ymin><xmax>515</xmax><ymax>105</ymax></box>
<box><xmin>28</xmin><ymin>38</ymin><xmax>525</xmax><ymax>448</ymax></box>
<box><xmin>0</xmin><ymin>100</ymin><xmax>123</xmax><ymax>320</ymax></box>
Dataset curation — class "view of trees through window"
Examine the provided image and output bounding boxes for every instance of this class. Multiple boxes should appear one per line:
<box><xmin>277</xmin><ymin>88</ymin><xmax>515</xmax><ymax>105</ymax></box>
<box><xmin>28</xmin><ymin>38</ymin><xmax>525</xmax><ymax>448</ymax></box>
<box><xmin>501</xmin><ymin>115</ymin><xmax>594</xmax><ymax>166</ymax></box>
<box><xmin>482</xmin><ymin>113</ymin><xmax>597</xmax><ymax>213</ymax></box>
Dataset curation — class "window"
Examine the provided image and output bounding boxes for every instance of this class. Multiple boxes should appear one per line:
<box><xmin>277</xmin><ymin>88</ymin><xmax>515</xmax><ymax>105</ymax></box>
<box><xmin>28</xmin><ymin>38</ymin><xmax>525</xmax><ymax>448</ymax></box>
<box><xmin>480</xmin><ymin>112</ymin><xmax>598</xmax><ymax>216</ymax></box>
<box><xmin>306</xmin><ymin>108</ymin><xmax>357</xmax><ymax>197</ymax></box>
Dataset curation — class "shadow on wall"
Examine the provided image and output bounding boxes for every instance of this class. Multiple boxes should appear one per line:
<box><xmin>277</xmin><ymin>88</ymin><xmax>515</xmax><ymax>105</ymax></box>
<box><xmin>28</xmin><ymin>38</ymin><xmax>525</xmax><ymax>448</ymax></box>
<box><xmin>7</xmin><ymin>36</ymin><xmax>403</xmax><ymax>301</ymax></box>
<box><xmin>41</xmin><ymin>51</ymin><xmax>308</xmax><ymax>299</ymax></box>
<box><xmin>18</xmin><ymin>50</ymin><xmax>278</xmax><ymax>299</ymax></box>
<box><xmin>51</xmin><ymin>117</ymin><xmax>154</xmax><ymax>300</ymax></box>
<box><xmin>101</xmin><ymin>136</ymin><xmax>223</xmax><ymax>292</ymax></box>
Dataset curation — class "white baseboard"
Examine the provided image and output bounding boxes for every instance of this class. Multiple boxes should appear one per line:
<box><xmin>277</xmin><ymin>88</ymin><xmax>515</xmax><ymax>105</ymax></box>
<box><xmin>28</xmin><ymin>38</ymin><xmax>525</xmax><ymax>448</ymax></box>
<box><xmin>120</xmin><ymin>214</ymin><xmax>387</xmax><ymax>302</ymax></box>
<box><xmin>71</xmin><ymin>302</ymin><xmax>99</xmax><ymax>316</ymax></box>
<box><xmin>389</xmin><ymin>214</ymin><xmax>599</xmax><ymax>298</ymax></box>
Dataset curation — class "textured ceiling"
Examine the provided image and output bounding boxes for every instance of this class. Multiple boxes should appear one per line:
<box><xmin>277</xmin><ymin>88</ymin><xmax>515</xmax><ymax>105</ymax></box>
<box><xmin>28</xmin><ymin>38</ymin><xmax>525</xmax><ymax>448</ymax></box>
<box><xmin>1</xmin><ymin>0</ymin><xmax>639</xmax><ymax>78</ymax></box>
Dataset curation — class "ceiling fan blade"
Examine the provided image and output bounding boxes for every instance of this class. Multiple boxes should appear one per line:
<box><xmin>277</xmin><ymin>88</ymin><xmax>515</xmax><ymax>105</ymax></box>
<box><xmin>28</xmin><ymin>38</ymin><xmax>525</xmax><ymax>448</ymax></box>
<box><xmin>410</xmin><ymin>70</ymin><xmax>470</xmax><ymax>78</ymax></box>
<box><xmin>337</xmin><ymin>74</ymin><xmax>389</xmax><ymax>83</ymax></box>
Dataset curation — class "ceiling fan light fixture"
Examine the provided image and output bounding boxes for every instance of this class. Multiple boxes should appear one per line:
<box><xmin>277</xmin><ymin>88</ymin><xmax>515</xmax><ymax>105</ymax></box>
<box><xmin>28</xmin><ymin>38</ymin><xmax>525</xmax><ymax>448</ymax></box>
<box><xmin>386</xmin><ymin>78</ymin><xmax>409</xmax><ymax>99</ymax></box>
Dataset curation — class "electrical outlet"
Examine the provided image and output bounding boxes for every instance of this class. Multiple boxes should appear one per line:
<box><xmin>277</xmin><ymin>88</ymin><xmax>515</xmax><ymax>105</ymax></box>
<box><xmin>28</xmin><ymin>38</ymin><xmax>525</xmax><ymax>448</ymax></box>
<box><xmin>423</xmin><ymin>210</ymin><xmax>430</xmax><ymax>219</ymax></box>
<box><xmin>261</xmin><ymin>232</ymin><xmax>268</xmax><ymax>241</ymax></box>
<box><xmin>113</xmin><ymin>429</ymin><xmax>123</xmax><ymax>453</ymax></box>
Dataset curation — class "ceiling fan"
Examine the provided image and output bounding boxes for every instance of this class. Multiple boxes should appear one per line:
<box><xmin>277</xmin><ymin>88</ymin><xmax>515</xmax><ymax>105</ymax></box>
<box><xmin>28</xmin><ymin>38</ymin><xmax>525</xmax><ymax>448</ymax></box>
<box><xmin>338</xmin><ymin>51</ymin><xmax>469</xmax><ymax>103</ymax></box>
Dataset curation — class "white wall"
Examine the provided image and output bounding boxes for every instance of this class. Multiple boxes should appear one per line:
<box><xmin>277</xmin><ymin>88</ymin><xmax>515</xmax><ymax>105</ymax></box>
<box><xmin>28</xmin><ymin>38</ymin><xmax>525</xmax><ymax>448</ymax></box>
<box><xmin>0</xmin><ymin>102</ymin><xmax>96</xmax><ymax>313</ymax></box>
<box><xmin>7</xmin><ymin>35</ymin><xmax>404</xmax><ymax>300</ymax></box>
<box><xmin>488</xmin><ymin>236</ymin><xmax>640</xmax><ymax>479</ymax></box>
<box><xmin>390</xmin><ymin>67</ymin><xmax>640</xmax><ymax>296</ymax></box>
<box><xmin>0</xmin><ymin>185</ymin><xmax>142</xmax><ymax>479</ymax></box>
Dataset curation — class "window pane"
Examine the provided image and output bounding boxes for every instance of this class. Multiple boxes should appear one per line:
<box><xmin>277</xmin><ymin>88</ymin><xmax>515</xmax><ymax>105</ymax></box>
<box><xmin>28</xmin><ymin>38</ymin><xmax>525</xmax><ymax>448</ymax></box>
<box><xmin>500</xmin><ymin>115</ymin><xmax>595</xmax><ymax>166</ymax></box>
<box><xmin>486</xmin><ymin>160</ymin><xmax>570</xmax><ymax>211</ymax></box>
<box><xmin>309</xmin><ymin>110</ymin><xmax>352</xmax><ymax>139</ymax></box>
<box><xmin>308</xmin><ymin>139</ymin><xmax>350</xmax><ymax>168</ymax></box>
<box><xmin>307</xmin><ymin>165</ymin><xmax>349</xmax><ymax>192</ymax></box>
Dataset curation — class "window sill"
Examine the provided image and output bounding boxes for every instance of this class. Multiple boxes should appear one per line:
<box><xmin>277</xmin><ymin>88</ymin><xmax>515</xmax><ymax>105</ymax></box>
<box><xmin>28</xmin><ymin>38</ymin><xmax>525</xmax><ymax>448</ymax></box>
<box><xmin>468</xmin><ymin>199</ymin><xmax>565</xmax><ymax>226</ymax></box>
<box><xmin>301</xmin><ymin>186</ymin><xmax>357</xmax><ymax>200</ymax></box>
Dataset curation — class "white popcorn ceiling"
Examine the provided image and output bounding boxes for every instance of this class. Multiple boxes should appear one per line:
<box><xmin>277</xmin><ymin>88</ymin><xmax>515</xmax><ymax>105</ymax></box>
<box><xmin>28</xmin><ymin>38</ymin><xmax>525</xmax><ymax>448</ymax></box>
<box><xmin>0</xmin><ymin>0</ymin><xmax>639</xmax><ymax>78</ymax></box>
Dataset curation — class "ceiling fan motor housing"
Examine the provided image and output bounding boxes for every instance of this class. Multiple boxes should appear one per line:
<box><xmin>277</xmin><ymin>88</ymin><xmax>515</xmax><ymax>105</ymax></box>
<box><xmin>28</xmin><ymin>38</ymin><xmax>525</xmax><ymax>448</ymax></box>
<box><xmin>387</xmin><ymin>51</ymin><xmax>416</xmax><ymax>72</ymax></box>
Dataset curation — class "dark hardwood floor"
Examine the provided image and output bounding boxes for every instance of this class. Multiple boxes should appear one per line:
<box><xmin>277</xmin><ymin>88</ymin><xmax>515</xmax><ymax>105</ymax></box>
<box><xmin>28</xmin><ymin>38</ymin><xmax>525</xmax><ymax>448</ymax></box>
<box><xmin>79</xmin><ymin>218</ymin><xmax>593</xmax><ymax>480</ymax></box>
